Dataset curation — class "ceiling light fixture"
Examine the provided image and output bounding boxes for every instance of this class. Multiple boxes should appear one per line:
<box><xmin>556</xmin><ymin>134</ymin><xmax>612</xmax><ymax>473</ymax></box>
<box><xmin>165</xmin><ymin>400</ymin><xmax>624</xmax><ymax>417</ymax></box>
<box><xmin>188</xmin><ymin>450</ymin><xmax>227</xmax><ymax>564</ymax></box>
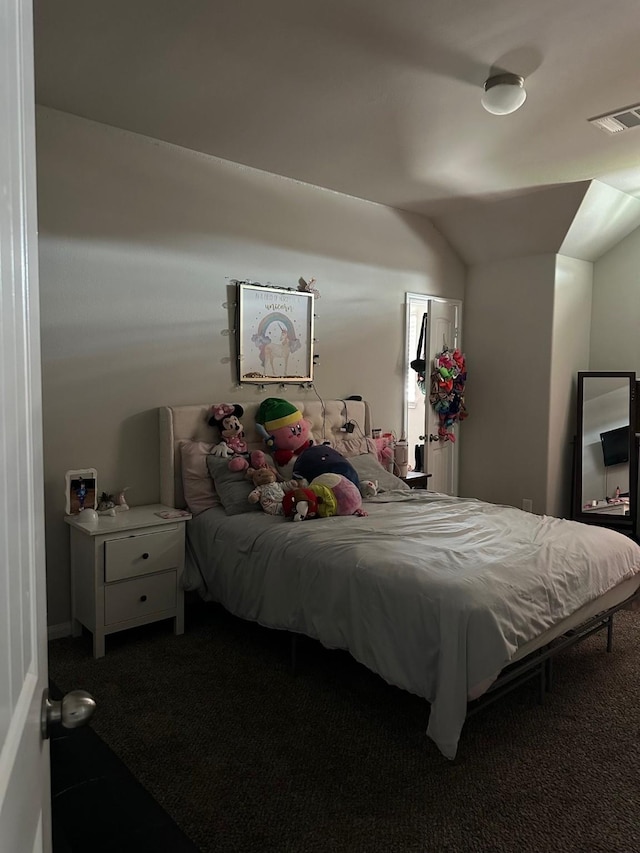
<box><xmin>481</xmin><ymin>73</ymin><xmax>527</xmax><ymax>116</ymax></box>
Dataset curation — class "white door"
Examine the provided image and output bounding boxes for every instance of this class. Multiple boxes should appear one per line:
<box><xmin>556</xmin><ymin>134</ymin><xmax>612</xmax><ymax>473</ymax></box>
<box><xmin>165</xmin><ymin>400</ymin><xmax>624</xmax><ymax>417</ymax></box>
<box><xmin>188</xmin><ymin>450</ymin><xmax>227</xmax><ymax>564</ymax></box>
<box><xmin>0</xmin><ymin>0</ymin><xmax>51</xmax><ymax>850</ymax></box>
<box><xmin>424</xmin><ymin>299</ymin><xmax>462</xmax><ymax>495</ymax></box>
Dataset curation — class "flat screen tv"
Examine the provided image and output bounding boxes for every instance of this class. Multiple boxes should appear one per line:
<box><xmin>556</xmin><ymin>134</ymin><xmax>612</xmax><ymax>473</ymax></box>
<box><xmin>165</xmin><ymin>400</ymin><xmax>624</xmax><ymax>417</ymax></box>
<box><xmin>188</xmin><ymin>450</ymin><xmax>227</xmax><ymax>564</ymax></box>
<box><xmin>600</xmin><ymin>425</ymin><xmax>629</xmax><ymax>467</ymax></box>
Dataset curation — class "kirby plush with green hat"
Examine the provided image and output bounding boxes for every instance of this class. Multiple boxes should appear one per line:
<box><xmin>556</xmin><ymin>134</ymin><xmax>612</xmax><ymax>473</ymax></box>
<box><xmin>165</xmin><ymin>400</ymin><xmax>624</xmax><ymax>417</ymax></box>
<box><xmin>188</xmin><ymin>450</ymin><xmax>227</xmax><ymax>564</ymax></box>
<box><xmin>255</xmin><ymin>398</ymin><xmax>313</xmax><ymax>467</ymax></box>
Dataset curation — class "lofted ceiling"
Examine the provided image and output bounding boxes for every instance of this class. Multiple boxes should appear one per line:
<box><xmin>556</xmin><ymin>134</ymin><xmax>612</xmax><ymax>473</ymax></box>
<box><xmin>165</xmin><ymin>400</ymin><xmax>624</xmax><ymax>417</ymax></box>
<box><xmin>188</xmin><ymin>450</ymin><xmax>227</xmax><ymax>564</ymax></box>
<box><xmin>34</xmin><ymin>0</ymin><xmax>640</xmax><ymax>263</ymax></box>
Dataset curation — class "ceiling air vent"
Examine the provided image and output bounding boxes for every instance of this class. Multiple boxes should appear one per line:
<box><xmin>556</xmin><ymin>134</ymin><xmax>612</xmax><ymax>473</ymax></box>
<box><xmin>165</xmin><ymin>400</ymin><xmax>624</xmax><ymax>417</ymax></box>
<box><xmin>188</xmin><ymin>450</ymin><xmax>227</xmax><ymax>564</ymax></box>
<box><xmin>589</xmin><ymin>104</ymin><xmax>640</xmax><ymax>134</ymax></box>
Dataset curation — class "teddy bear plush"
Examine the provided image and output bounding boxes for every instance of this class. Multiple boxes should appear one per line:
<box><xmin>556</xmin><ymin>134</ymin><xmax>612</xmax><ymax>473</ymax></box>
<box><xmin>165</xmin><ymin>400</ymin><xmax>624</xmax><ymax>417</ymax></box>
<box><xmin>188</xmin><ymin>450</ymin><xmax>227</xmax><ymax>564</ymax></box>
<box><xmin>208</xmin><ymin>403</ymin><xmax>266</xmax><ymax>473</ymax></box>
<box><xmin>246</xmin><ymin>466</ymin><xmax>299</xmax><ymax>515</ymax></box>
<box><xmin>255</xmin><ymin>398</ymin><xmax>314</xmax><ymax>470</ymax></box>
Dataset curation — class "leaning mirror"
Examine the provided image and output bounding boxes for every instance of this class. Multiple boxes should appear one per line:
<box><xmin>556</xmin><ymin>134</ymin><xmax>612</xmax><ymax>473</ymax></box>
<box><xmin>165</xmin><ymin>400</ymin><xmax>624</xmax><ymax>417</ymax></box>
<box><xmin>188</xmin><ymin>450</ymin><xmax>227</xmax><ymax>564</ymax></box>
<box><xmin>574</xmin><ymin>371</ymin><xmax>637</xmax><ymax>536</ymax></box>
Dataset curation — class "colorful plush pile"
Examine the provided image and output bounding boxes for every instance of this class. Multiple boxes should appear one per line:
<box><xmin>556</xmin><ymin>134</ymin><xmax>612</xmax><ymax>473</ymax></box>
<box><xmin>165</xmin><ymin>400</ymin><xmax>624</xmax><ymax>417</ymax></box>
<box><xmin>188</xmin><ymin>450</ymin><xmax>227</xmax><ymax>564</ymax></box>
<box><xmin>429</xmin><ymin>347</ymin><xmax>468</xmax><ymax>442</ymax></box>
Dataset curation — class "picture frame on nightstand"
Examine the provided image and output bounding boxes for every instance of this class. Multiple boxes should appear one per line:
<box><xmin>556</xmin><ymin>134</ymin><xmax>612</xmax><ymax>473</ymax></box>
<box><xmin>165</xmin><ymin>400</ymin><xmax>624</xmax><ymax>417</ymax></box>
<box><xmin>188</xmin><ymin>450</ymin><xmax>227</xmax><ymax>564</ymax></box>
<box><xmin>65</xmin><ymin>468</ymin><xmax>98</xmax><ymax>515</ymax></box>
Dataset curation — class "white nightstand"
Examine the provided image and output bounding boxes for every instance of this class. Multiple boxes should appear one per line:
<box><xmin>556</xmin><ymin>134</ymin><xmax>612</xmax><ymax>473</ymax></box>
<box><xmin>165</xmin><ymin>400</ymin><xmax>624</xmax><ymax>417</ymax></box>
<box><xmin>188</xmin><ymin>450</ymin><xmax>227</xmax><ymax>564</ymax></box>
<box><xmin>65</xmin><ymin>504</ymin><xmax>191</xmax><ymax>658</ymax></box>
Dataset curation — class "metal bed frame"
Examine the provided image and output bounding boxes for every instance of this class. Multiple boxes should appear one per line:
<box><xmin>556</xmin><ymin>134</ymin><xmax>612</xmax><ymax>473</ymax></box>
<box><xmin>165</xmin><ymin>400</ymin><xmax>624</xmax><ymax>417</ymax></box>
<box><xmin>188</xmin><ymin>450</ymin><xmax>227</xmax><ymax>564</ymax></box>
<box><xmin>289</xmin><ymin>586</ymin><xmax>640</xmax><ymax>722</ymax></box>
<box><xmin>467</xmin><ymin>586</ymin><xmax>640</xmax><ymax>717</ymax></box>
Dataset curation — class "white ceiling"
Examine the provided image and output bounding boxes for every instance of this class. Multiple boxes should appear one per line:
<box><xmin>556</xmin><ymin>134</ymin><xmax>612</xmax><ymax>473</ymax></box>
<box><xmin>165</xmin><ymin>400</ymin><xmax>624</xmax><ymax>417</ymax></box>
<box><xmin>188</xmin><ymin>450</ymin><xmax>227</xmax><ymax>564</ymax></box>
<box><xmin>34</xmin><ymin>0</ymin><xmax>640</xmax><ymax>262</ymax></box>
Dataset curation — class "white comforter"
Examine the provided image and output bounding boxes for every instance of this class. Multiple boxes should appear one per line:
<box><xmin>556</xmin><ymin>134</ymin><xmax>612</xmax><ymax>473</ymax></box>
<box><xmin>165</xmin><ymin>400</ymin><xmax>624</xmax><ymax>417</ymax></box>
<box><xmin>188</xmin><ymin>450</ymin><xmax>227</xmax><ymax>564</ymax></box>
<box><xmin>185</xmin><ymin>491</ymin><xmax>640</xmax><ymax>758</ymax></box>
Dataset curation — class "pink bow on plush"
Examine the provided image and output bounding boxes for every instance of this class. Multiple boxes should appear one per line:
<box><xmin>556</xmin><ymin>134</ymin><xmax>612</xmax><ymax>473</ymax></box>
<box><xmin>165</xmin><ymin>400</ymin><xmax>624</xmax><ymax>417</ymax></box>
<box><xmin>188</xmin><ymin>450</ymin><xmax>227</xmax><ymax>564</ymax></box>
<box><xmin>211</xmin><ymin>403</ymin><xmax>235</xmax><ymax>421</ymax></box>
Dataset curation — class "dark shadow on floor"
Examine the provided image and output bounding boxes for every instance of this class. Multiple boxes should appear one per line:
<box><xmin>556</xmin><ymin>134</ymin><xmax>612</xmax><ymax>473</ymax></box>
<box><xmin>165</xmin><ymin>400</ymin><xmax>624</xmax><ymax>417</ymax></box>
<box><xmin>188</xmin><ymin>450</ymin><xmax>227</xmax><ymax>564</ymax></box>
<box><xmin>49</xmin><ymin>681</ymin><xmax>200</xmax><ymax>853</ymax></box>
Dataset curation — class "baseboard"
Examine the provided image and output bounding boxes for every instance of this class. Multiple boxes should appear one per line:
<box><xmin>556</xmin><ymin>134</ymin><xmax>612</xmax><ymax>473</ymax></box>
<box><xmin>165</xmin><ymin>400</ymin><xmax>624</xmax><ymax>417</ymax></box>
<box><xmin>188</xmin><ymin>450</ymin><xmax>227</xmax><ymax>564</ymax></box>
<box><xmin>48</xmin><ymin>622</ymin><xmax>72</xmax><ymax>641</ymax></box>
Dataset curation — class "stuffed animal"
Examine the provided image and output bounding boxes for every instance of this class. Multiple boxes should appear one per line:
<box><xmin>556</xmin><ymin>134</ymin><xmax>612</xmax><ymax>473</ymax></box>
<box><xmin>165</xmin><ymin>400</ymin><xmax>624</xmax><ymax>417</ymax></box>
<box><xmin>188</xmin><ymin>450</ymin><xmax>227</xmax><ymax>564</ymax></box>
<box><xmin>308</xmin><ymin>483</ymin><xmax>338</xmax><ymax>517</ymax></box>
<box><xmin>283</xmin><ymin>475</ymin><xmax>367</xmax><ymax>519</ymax></box>
<box><xmin>255</xmin><ymin>398</ymin><xmax>313</xmax><ymax>469</ymax></box>
<box><xmin>282</xmin><ymin>486</ymin><xmax>320</xmax><ymax>521</ymax></box>
<box><xmin>373</xmin><ymin>435</ymin><xmax>394</xmax><ymax>470</ymax></box>
<box><xmin>246</xmin><ymin>466</ymin><xmax>299</xmax><ymax>516</ymax></box>
<box><xmin>292</xmin><ymin>444</ymin><xmax>360</xmax><ymax>487</ymax></box>
<box><xmin>359</xmin><ymin>479</ymin><xmax>378</xmax><ymax>498</ymax></box>
<box><xmin>311</xmin><ymin>473</ymin><xmax>368</xmax><ymax>516</ymax></box>
<box><xmin>208</xmin><ymin>403</ymin><xmax>266</xmax><ymax>472</ymax></box>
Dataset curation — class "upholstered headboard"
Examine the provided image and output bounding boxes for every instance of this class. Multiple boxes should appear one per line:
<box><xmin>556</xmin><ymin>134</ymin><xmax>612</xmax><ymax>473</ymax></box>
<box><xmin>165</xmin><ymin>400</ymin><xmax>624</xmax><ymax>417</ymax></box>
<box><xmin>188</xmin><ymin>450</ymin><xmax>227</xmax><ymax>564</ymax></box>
<box><xmin>159</xmin><ymin>399</ymin><xmax>371</xmax><ymax>509</ymax></box>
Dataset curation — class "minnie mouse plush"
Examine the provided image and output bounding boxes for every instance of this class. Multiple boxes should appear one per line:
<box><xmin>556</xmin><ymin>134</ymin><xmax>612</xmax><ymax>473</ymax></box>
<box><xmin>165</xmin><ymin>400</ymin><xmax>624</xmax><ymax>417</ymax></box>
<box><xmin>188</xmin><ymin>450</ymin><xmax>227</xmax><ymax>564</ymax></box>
<box><xmin>208</xmin><ymin>403</ymin><xmax>265</xmax><ymax>473</ymax></box>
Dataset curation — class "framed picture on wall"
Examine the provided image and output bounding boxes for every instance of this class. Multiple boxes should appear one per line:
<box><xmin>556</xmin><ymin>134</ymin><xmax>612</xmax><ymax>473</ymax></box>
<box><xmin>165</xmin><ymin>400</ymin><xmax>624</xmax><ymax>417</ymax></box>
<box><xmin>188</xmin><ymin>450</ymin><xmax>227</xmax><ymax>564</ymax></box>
<box><xmin>237</xmin><ymin>283</ymin><xmax>314</xmax><ymax>384</ymax></box>
<box><xmin>65</xmin><ymin>468</ymin><xmax>98</xmax><ymax>515</ymax></box>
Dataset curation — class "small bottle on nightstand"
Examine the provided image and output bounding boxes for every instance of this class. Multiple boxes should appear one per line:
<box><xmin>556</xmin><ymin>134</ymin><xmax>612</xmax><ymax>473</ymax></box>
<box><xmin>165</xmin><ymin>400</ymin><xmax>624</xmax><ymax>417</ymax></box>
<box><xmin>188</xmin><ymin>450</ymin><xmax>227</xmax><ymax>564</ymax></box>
<box><xmin>394</xmin><ymin>437</ymin><xmax>409</xmax><ymax>479</ymax></box>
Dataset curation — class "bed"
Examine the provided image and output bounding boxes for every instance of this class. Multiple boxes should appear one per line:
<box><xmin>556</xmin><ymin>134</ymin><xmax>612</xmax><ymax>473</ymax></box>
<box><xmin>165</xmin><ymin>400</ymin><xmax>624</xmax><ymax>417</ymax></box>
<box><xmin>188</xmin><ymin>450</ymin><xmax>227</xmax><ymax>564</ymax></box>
<box><xmin>159</xmin><ymin>399</ymin><xmax>640</xmax><ymax>759</ymax></box>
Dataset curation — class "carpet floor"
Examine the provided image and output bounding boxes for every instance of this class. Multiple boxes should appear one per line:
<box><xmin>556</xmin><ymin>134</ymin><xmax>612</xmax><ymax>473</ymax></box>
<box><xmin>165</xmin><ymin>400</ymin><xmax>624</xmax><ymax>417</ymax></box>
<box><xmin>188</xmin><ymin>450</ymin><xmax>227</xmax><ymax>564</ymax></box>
<box><xmin>48</xmin><ymin>599</ymin><xmax>640</xmax><ymax>853</ymax></box>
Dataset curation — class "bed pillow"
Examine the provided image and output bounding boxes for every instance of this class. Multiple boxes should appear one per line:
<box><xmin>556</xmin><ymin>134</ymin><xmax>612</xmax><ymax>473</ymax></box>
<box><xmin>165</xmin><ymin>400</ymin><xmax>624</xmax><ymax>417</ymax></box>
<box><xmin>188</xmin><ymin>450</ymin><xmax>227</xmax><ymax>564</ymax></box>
<box><xmin>179</xmin><ymin>440</ymin><xmax>220</xmax><ymax>515</ymax></box>
<box><xmin>349</xmin><ymin>453</ymin><xmax>410</xmax><ymax>493</ymax></box>
<box><xmin>206</xmin><ymin>454</ymin><xmax>275</xmax><ymax>516</ymax></box>
<box><xmin>331</xmin><ymin>434</ymin><xmax>377</xmax><ymax>459</ymax></box>
<box><xmin>329</xmin><ymin>435</ymin><xmax>378</xmax><ymax>458</ymax></box>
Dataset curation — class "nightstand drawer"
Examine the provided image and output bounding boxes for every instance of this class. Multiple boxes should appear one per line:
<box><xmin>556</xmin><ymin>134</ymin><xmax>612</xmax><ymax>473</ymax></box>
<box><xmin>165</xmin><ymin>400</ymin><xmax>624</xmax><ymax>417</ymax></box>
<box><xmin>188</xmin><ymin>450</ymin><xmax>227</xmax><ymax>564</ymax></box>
<box><xmin>104</xmin><ymin>528</ymin><xmax>182</xmax><ymax>582</ymax></box>
<box><xmin>104</xmin><ymin>572</ymin><xmax>177</xmax><ymax>625</ymax></box>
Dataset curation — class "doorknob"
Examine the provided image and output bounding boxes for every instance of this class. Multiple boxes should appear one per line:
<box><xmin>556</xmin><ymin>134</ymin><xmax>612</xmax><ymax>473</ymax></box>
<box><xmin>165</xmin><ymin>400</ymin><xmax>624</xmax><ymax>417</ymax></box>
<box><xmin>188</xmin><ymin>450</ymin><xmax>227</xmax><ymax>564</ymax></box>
<box><xmin>41</xmin><ymin>687</ymin><xmax>96</xmax><ymax>739</ymax></box>
<box><xmin>428</xmin><ymin>434</ymin><xmax>440</xmax><ymax>442</ymax></box>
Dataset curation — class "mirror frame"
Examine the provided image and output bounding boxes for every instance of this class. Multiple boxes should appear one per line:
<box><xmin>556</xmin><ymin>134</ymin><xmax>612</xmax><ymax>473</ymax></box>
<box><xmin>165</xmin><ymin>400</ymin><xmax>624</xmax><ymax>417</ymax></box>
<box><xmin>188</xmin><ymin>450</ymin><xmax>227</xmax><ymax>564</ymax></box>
<box><xmin>573</xmin><ymin>371</ymin><xmax>637</xmax><ymax>537</ymax></box>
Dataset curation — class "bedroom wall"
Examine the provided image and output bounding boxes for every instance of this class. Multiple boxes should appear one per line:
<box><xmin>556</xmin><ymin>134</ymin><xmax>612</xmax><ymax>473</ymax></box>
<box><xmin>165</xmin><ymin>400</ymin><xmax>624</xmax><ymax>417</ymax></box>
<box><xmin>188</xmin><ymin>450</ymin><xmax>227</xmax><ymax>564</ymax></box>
<box><xmin>461</xmin><ymin>252</ymin><xmax>592</xmax><ymax>518</ymax></box>
<box><xmin>590</xmin><ymin>225</ymin><xmax>640</xmax><ymax>373</ymax></box>
<box><xmin>546</xmin><ymin>255</ymin><xmax>592</xmax><ymax>518</ymax></box>
<box><xmin>461</xmin><ymin>253</ymin><xmax>592</xmax><ymax>517</ymax></box>
<box><xmin>36</xmin><ymin>107</ymin><xmax>465</xmax><ymax>628</ymax></box>
<box><xmin>460</xmin><ymin>254</ymin><xmax>556</xmax><ymax>512</ymax></box>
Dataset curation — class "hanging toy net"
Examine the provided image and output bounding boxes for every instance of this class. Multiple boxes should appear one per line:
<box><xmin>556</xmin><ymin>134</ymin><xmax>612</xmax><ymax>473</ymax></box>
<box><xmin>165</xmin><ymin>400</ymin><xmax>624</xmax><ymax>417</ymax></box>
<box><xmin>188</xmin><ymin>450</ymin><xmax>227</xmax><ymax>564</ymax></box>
<box><xmin>429</xmin><ymin>347</ymin><xmax>468</xmax><ymax>442</ymax></box>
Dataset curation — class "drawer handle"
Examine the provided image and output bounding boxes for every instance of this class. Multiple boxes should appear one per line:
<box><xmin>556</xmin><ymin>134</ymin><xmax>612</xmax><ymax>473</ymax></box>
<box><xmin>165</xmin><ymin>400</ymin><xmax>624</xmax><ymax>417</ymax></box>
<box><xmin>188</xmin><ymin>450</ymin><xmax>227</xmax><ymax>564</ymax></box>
<box><xmin>140</xmin><ymin>595</ymin><xmax>147</xmax><ymax>603</ymax></box>
<box><xmin>142</xmin><ymin>552</ymin><xmax>150</xmax><ymax>560</ymax></box>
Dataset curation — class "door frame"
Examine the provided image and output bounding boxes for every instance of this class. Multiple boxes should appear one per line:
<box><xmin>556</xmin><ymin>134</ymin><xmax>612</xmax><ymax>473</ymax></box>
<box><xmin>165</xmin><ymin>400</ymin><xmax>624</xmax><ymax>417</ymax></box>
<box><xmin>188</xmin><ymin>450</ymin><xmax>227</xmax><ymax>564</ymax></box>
<box><xmin>404</xmin><ymin>292</ymin><xmax>463</xmax><ymax>479</ymax></box>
